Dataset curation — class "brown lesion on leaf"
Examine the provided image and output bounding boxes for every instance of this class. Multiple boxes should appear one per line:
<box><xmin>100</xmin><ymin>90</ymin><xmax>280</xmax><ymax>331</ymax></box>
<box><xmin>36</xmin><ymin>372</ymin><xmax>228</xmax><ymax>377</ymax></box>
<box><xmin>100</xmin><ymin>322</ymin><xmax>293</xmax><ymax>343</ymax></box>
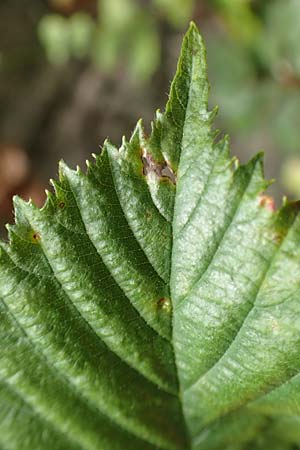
<box><xmin>141</xmin><ymin>150</ymin><xmax>177</xmax><ymax>184</ymax></box>
<box><xmin>157</xmin><ymin>297</ymin><xmax>172</xmax><ymax>313</ymax></box>
<box><xmin>58</xmin><ymin>201</ymin><xmax>66</xmax><ymax>209</ymax></box>
<box><xmin>31</xmin><ymin>231</ymin><xmax>41</xmax><ymax>243</ymax></box>
<box><xmin>267</xmin><ymin>200</ymin><xmax>300</xmax><ymax>245</ymax></box>
<box><xmin>259</xmin><ymin>194</ymin><xmax>276</xmax><ymax>212</ymax></box>
<box><xmin>270</xmin><ymin>231</ymin><xmax>284</xmax><ymax>245</ymax></box>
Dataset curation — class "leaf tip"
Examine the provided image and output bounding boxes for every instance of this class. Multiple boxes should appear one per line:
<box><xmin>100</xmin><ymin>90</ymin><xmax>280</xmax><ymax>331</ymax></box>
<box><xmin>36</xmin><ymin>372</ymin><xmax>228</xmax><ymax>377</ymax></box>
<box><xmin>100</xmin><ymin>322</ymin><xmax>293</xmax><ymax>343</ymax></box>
<box><xmin>12</xmin><ymin>195</ymin><xmax>30</xmax><ymax>211</ymax></box>
<box><xmin>58</xmin><ymin>160</ymin><xmax>69</xmax><ymax>177</ymax></box>
<box><xmin>187</xmin><ymin>20</ymin><xmax>200</xmax><ymax>36</ymax></box>
<box><xmin>251</xmin><ymin>151</ymin><xmax>265</xmax><ymax>172</ymax></box>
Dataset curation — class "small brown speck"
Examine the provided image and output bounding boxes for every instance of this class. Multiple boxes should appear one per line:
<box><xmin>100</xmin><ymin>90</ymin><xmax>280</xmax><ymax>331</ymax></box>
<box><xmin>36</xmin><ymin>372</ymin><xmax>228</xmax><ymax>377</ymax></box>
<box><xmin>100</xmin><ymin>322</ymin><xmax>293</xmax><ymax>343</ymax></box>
<box><xmin>157</xmin><ymin>297</ymin><xmax>171</xmax><ymax>312</ymax></box>
<box><xmin>32</xmin><ymin>232</ymin><xmax>41</xmax><ymax>242</ymax></box>
<box><xmin>58</xmin><ymin>201</ymin><xmax>65</xmax><ymax>209</ymax></box>
<box><xmin>259</xmin><ymin>195</ymin><xmax>276</xmax><ymax>212</ymax></box>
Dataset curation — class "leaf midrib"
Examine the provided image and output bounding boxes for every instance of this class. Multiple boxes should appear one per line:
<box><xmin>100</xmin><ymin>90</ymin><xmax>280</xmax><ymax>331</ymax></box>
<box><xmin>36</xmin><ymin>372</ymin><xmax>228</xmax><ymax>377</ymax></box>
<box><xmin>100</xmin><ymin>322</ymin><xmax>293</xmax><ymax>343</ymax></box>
<box><xmin>170</xmin><ymin>39</ymin><xmax>198</xmax><ymax>450</ymax></box>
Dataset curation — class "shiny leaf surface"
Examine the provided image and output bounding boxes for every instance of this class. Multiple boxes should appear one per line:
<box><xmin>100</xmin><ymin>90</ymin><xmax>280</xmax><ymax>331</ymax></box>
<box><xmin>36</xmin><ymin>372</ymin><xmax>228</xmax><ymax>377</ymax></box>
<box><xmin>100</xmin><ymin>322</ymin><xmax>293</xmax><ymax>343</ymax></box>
<box><xmin>1</xmin><ymin>23</ymin><xmax>300</xmax><ymax>450</ymax></box>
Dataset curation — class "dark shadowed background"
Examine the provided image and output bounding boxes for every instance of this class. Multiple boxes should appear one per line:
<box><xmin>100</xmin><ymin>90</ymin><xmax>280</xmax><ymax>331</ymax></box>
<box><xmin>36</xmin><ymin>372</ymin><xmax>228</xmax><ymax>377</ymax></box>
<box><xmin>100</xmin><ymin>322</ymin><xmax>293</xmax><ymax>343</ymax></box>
<box><xmin>1</xmin><ymin>0</ymin><xmax>300</xmax><ymax>236</ymax></box>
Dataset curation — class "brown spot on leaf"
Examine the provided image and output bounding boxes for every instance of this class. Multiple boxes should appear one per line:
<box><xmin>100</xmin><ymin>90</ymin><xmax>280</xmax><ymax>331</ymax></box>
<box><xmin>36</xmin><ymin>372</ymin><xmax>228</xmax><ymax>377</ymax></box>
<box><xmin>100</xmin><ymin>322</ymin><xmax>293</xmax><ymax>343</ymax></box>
<box><xmin>271</xmin><ymin>232</ymin><xmax>284</xmax><ymax>245</ymax></box>
<box><xmin>259</xmin><ymin>195</ymin><xmax>276</xmax><ymax>212</ymax></box>
<box><xmin>58</xmin><ymin>201</ymin><xmax>65</xmax><ymax>209</ymax></box>
<box><xmin>32</xmin><ymin>232</ymin><xmax>41</xmax><ymax>242</ymax></box>
<box><xmin>141</xmin><ymin>150</ymin><xmax>177</xmax><ymax>184</ymax></box>
<box><xmin>157</xmin><ymin>297</ymin><xmax>172</xmax><ymax>313</ymax></box>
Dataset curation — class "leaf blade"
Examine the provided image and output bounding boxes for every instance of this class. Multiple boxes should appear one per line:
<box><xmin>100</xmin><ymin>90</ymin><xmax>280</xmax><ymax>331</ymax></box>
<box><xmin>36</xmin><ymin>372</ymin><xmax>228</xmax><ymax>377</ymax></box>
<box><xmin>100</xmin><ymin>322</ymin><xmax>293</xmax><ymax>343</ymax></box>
<box><xmin>1</xmin><ymin>22</ymin><xmax>300</xmax><ymax>450</ymax></box>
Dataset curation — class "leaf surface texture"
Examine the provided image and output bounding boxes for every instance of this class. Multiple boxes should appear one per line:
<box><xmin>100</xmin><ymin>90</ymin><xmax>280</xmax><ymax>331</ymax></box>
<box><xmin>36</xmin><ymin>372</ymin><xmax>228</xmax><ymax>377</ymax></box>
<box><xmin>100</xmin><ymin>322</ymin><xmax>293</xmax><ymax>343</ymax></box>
<box><xmin>1</xmin><ymin>23</ymin><xmax>300</xmax><ymax>450</ymax></box>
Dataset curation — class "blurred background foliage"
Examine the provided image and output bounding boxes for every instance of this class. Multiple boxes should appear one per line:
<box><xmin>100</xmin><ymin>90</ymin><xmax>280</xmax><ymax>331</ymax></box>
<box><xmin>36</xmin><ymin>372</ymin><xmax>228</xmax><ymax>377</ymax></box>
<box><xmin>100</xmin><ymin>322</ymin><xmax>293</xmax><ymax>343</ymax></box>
<box><xmin>0</xmin><ymin>0</ymin><xmax>300</xmax><ymax>235</ymax></box>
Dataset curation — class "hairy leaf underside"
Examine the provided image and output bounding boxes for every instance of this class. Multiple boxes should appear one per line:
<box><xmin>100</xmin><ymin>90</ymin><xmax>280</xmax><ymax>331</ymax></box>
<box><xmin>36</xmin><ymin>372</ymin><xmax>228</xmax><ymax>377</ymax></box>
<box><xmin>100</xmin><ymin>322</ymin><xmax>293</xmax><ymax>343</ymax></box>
<box><xmin>1</xmin><ymin>23</ymin><xmax>300</xmax><ymax>450</ymax></box>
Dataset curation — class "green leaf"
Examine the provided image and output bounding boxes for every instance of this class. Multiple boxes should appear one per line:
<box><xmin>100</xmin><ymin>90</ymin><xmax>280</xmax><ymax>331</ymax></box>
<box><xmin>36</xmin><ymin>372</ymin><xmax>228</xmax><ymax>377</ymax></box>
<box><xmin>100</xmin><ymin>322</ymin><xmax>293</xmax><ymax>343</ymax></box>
<box><xmin>1</xmin><ymin>22</ymin><xmax>300</xmax><ymax>450</ymax></box>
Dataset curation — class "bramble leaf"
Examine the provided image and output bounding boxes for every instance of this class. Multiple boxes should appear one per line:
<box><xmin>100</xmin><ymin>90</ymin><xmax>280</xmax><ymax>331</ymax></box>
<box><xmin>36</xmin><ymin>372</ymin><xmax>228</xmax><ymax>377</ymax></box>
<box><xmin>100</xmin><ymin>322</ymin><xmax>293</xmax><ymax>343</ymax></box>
<box><xmin>1</xmin><ymin>23</ymin><xmax>300</xmax><ymax>450</ymax></box>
